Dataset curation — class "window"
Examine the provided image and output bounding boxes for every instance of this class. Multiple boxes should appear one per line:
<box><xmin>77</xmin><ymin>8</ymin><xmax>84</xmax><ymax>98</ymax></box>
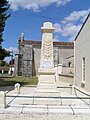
<box><xmin>68</xmin><ymin>62</ymin><xmax>71</xmax><ymax>67</ymax></box>
<box><xmin>82</xmin><ymin>57</ymin><xmax>85</xmax><ymax>83</ymax></box>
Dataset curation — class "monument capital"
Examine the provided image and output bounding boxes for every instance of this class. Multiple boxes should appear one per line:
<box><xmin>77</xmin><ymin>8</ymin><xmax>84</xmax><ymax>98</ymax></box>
<box><xmin>41</xmin><ymin>22</ymin><xmax>54</xmax><ymax>33</ymax></box>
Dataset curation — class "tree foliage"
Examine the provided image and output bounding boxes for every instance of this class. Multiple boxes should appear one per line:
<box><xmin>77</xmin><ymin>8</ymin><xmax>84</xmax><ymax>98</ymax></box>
<box><xmin>0</xmin><ymin>0</ymin><xmax>10</xmax><ymax>60</ymax></box>
<box><xmin>0</xmin><ymin>60</ymin><xmax>9</xmax><ymax>66</ymax></box>
<box><xmin>0</xmin><ymin>47</ymin><xmax>10</xmax><ymax>60</ymax></box>
<box><xmin>9</xmin><ymin>59</ymin><xmax>14</xmax><ymax>65</ymax></box>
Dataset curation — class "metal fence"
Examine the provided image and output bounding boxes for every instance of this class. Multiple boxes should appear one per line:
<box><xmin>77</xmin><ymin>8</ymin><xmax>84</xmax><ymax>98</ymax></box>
<box><xmin>5</xmin><ymin>86</ymin><xmax>90</xmax><ymax>108</ymax></box>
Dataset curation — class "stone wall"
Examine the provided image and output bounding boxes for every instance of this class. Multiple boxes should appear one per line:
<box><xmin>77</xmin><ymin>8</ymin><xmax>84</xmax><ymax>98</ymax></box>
<box><xmin>15</xmin><ymin>44</ymin><xmax>33</xmax><ymax>76</ymax></box>
<box><xmin>15</xmin><ymin>40</ymin><xmax>74</xmax><ymax>76</ymax></box>
<box><xmin>58</xmin><ymin>47</ymin><xmax>74</xmax><ymax>66</ymax></box>
<box><xmin>33</xmin><ymin>47</ymin><xmax>41</xmax><ymax>76</ymax></box>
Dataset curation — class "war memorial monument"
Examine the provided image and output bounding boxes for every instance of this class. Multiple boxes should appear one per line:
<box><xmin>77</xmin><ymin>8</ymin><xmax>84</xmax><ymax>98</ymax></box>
<box><xmin>35</xmin><ymin>22</ymin><xmax>59</xmax><ymax>97</ymax></box>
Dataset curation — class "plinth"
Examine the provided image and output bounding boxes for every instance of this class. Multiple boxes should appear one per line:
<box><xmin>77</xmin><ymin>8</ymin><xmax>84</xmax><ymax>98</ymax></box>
<box><xmin>35</xmin><ymin>68</ymin><xmax>59</xmax><ymax>96</ymax></box>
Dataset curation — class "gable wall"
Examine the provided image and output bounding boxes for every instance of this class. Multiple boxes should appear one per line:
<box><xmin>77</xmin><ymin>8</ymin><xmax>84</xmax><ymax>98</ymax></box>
<box><xmin>75</xmin><ymin>15</ymin><xmax>90</xmax><ymax>92</ymax></box>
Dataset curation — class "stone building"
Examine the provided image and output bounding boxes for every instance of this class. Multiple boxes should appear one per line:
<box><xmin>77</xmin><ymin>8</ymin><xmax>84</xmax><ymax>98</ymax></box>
<box><xmin>0</xmin><ymin>65</ymin><xmax>14</xmax><ymax>75</ymax></box>
<box><xmin>14</xmin><ymin>34</ymin><xmax>74</xmax><ymax>76</ymax></box>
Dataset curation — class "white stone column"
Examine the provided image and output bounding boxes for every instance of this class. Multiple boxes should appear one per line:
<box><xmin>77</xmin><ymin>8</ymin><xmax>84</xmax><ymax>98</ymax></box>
<box><xmin>40</xmin><ymin>22</ymin><xmax>54</xmax><ymax>69</ymax></box>
<box><xmin>0</xmin><ymin>91</ymin><xmax>6</xmax><ymax>108</ymax></box>
<box><xmin>35</xmin><ymin>22</ymin><xmax>59</xmax><ymax>97</ymax></box>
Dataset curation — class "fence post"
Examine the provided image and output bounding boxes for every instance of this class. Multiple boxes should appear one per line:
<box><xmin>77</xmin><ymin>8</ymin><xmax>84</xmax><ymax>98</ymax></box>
<box><xmin>71</xmin><ymin>85</ymin><xmax>75</xmax><ymax>95</ymax></box>
<box><xmin>0</xmin><ymin>91</ymin><xmax>6</xmax><ymax>108</ymax></box>
<box><xmin>14</xmin><ymin>83</ymin><xmax>20</xmax><ymax>94</ymax></box>
<box><xmin>89</xmin><ymin>96</ymin><xmax>90</xmax><ymax>109</ymax></box>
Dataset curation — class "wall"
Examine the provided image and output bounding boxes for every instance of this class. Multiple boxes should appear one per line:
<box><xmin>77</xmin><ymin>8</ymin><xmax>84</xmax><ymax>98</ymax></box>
<box><xmin>15</xmin><ymin>44</ymin><xmax>33</xmax><ymax>76</ymax></box>
<box><xmin>15</xmin><ymin>41</ymin><xmax>74</xmax><ymax>76</ymax></box>
<box><xmin>33</xmin><ymin>46</ymin><xmax>74</xmax><ymax>76</ymax></box>
<box><xmin>59</xmin><ymin>47</ymin><xmax>74</xmax><ymax>66</ymax></box>
<box><xmin>33</xmin><ymin>47</ymin><xmax>41</xmax><ymax>76</ymax></box>
<box><xmin>62</xmin><ymin>67</ymin><xmax>74</xmax><ymax>75</ymax></box>
<box><xmin>75</xmin><ymin>15</ymin><xmax>90</xmax><ymax>92</ymax></box>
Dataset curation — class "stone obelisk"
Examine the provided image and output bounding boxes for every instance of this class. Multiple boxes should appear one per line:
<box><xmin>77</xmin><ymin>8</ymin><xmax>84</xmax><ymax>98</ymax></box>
<box><xmin>35</xmin><ymin>22</ymin><xmax>59</xmax><ymax>97</ymax></box>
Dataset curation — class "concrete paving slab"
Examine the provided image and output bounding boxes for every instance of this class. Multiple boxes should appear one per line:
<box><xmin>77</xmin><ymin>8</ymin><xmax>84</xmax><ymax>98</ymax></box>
<box><xmin>48</xmin><ymin>106</ymin><xmax>73</xmax><ymax>114</ymax></box>
<box><xmin>72</xmin><ymin>108</ymin><xmax>90</xmax><ymax>115</ymax></box>
<box><xmin>22</xmin><ymin>105</ymin><xmax>47</xmax><ymax>113</ymax></box>
<box><xmin>71</xmin><ymin>104</ymin><xmax>89</xmax><ymax>109</ymax></box>
<box><xmin>70</xmin><ymin>99</ymin><xmax>88</xmax><ymax>106</ymax></box>
<box><xmin>3</xmin><ymin>105</ymin><xmax>23</xmax><ymax>114</ymax></box>
<box><xmin>60</xmin><ymin>92</ymin><xmax>75</xmax><ymax>105</ymax></box>
<box><xmin>0</xmin><ymin>108</ymin><xmax>5</xmax><ymax>114</ymax></box>
<box><xmin>22</xmin><ymin>104</ymin><xmax>47</xmax><ymax>108</ymax></box>
<box><xmin>7</xmin><ymin>94</ymin><xmax>34</xmax><ymax>106</ymax></box>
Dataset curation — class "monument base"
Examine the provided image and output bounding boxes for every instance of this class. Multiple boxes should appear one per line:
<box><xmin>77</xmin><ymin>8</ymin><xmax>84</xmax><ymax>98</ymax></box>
<box><xmin>34</xmin><ymin>68</ymin><xmax>60</xmax><ymax>97</ymax></box>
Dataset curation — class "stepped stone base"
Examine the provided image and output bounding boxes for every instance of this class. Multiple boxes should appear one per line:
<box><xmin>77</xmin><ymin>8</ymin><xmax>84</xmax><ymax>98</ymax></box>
<box><xmin>34</xmin><ymin>89</ymin><xmax>60</xmax><ymax>97</ymax></box>
<box><xmin>34</xmin><ymin>68</ymin><xmax>60</xmax><ymax>97</ymax></box>
<box><xmin>34</xmin><ymin>98</ymin><xmax>61</xmax><ymax>105</ymax></box>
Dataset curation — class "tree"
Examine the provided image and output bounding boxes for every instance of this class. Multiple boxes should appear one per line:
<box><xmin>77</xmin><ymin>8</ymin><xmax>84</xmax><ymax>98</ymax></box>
<box><xmin>0</xmin><ymin>47</ymin><xmax>10</xmax><ymax>60</ymax></box>
<box><xmin>9</xmin><ymin>59</ymin><xmax>14</xmax><ymax>65</ymax></box>
<box><xmin>0</xmin><ymin>0</ymin><xmax>10</xmax><ymax>60</ymax></box>
<box><xmin>0</xmin><ymin>60</ymin><xmax>9</xmax><ymax>66</ymax></box>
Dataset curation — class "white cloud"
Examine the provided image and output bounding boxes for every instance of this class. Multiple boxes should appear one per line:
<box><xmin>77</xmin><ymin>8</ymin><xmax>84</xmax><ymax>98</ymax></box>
<box><xmin>53</xmin><ymin>35</ymin><xmax>60</xmax><ymax>41</ymax></box>
<box><xmin>4</xmin><ymin>47</ymin><xmax>18</xmax><ymax>63</ymax></box>
<box><xmin>4</xmin><ymin>57</ymin><xmax>11</xmax><ymax>63</ymax></box>
<box><xmin>54</xmin><ymin>9</ymin><xmax>90</xmax><ymax>41</ymax></box>
<box><xmin>6</xmin><ymin>47</ymin><xmax>18</xmax><ymax>54</ymax></box>
<box><xmin>61</xmin><ymin>9</ymin><xmax>90</xmax><ymax>24</ymax></box>
<box><xmin>9</xmin><ymin>0</ymin><xmax>72</xmax><ymax>11</ymax></box>
<box><xmin>54</xmin><ymin>23</ymin><xmax>62</xmax><ymax>33</ymax></box>
<box><xmin>61</xmin><ymin>23</ymin><xmax>82</xmax><ymax>37</ymax></box>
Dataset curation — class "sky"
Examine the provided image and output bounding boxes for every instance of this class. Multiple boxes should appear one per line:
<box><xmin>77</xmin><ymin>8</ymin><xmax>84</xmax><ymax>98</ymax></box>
<box><xmin>2</xmin><ymin>0</ymin><xmax>90</xmax><ymax>62</ymax></box>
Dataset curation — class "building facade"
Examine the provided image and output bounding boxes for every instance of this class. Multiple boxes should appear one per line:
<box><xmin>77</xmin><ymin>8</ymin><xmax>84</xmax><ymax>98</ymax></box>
<box><xmin>0</xmin><ymin>65</ymin><xmax>14</xmax><ymax>75</ymax></box>
<box><xmin>14</xmin><ymin>37</ymin><xmax>74</xmax><ymax>76</ymax></box>
<box><xmin>74</xmin><ymin>13</ymin><xmax>90</xmax><ymax>92</ymax></box>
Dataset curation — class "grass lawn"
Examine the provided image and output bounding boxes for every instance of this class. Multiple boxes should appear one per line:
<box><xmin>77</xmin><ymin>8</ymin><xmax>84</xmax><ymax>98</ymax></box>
<box><xmin>0</xmin><ymin>75</ymin><xmax>38</xmax><ymax>86</ymax></box>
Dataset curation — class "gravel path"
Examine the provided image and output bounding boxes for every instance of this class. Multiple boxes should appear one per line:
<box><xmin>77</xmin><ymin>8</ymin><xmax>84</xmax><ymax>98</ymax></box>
<box><xmin>0</xmin><ymin>114</ymin><xmax>90</xmax><ymax>120</ymax></box>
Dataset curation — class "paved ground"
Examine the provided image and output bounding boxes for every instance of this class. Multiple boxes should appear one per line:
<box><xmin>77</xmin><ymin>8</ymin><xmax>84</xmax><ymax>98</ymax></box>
<box><xmin>3</xmin><ymin>84</ymin><xmax>90</xmax><ymax>115</ymax></box>
<box><xmin>0</xmin><ymin>104</ymin><xmax>90</xmax><ymax>115</ymax></box>
<box><xmin>0</xmin><ymin>114</ymin><xmax>90</xmax><ymax>120</ymax></box>
<box><xmin>0</xmin><ymin>77</ymin><xmax>90</xmax><ymax>119</ymax></box>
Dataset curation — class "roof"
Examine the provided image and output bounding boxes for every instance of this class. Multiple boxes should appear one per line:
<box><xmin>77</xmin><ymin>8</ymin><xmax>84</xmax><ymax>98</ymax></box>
<box><xmin>9</xmin><ymin>64</ymin><xmax>14</xmax><ymax>67</ymax></box>
<box><xmin>0</xmin><ymin>66</ymin><xmax>9</xmax><ymax>71</ymax></box>
<box><xmin>19</xmin><ymin>40</ymin><xmax>74</xmax><ymax>48</ymax></box>
<box><xmin>66</xmin><ymin>55</ymin><xmax>74</xmax><ymax>59</ymax></box>
<box><xmin>0</xmin><ymin>65</ymin><xmax>14</xmax><ymax>71</ymax></box>
<box><xmin>74</xmin><ymin>12</ymin><xmax>90</xmax><ymax>41</ymax></box>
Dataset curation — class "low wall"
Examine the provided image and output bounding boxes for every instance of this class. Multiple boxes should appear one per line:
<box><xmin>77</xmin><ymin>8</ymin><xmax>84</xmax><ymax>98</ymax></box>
<box><xmin>59</xmin><ymin>75</ymin><xmax>74</xmax><ymax>85</ymax></box>
<box><xmin>61</xmin><ymin>67</ymin><xmax>74</xmax><ymax>76</ymax></box>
